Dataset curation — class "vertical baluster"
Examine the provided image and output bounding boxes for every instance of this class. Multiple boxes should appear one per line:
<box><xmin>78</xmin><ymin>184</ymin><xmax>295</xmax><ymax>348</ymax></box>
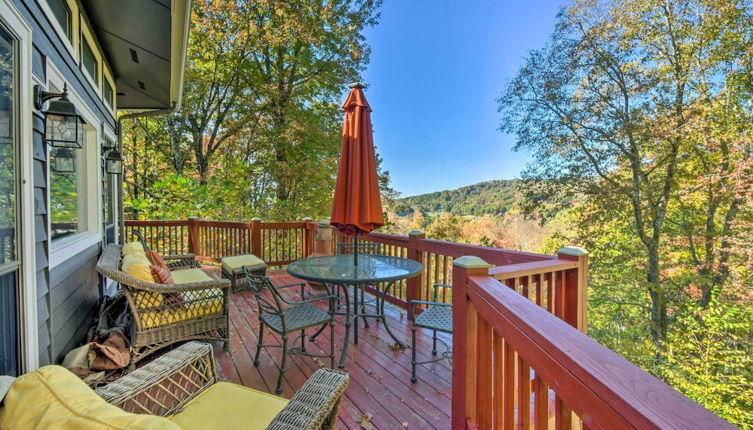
<box><xmin>534</xmin><ymin>274</ymin><xmax>542</xmax><ymax>306</ymax></box>
<box><xmin>493</xmin><ymin>332</ymin><xmax>503</xmax><ymax>430</ymax></box>
<box><xmin>477</xmin><ymin>313</ymin><xmax>493</xmax><ymax>429</ymax></box>
<box><xmin>546</xmin><ymin>272</ymin><xmax>554</xmax><ymax>313</ymax></box>
<box><xmin>503</xmin><ymin>340</ymin><xmax>515</xmax><ymax>430</ymax></box>
<box><xmin>554</xmin><ymin>395</ymin><xmax>571</xmax><ymax>430</ymax></box>
<box><xmin>518</xmin><ymin>356</ymin><xmax>530</xmax><ymax>429</ymax></box>
<box><xmin>534</xmin><ymin>375</ymin><xmax>548</xmax><ymax>429</ymax></box>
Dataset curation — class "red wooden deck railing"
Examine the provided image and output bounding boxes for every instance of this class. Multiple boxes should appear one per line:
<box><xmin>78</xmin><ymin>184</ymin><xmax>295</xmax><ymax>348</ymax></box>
<box><xmin>123</xmin><ymin>218</ymin><xmax>733</xmax><ymax>427</ymax></box>
<box><xmin>125</xmin><ymin>220</ymin><xmax>588</xmax><ymax>330</ymax></box>
<box><xmin>123</xmin><ymin>218</ymin><xmax>316</xmax><ymax>267</ymax></box>
<box><xmin>451</xmin><ymin>256</ymin><xmax>734</xmax><ymax>430</ymax></box>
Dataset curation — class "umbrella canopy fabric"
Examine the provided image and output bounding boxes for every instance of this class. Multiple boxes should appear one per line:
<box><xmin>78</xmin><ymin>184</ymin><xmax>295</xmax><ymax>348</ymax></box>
<box><xmin>330</xmin><ymin>85</ymin><xmax>384</xmax><ymax>236</ymax></box>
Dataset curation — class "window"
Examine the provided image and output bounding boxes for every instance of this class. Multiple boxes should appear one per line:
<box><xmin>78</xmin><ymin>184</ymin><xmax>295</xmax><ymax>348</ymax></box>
<box><xmin>50</xmin><ymin>146</ymin><xmax>84</xmax><ymax>240</ymax></box>
<box><xmin>81</xmin><ymin>38</ymin><xmax>97</xmax><ymax>84</ymax></box>
<box><xmin>0</xmin><ymin>23</ymin><xmax>19</xmax><ymax>376</ymax></box>
<box><xmin>103</xmin><ymin>80</ymin><xmax>113</xmax><ymax>108</ymax></box>
<box><xmin>47</xmin><ymin>0</ymin><xmax>71</xmax><ymax>41</ymax></box>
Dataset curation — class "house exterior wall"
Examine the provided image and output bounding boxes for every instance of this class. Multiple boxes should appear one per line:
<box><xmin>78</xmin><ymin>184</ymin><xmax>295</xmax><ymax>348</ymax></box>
<box><xmin>4</xmin><ymin>0</ymin><xmax>119</xmax><ymax>370</ymax></box>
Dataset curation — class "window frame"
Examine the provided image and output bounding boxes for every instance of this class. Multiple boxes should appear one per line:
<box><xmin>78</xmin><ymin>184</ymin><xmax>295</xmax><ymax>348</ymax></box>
<box><xmin>46</xmin><ymin>0</ymin><xmax>71</xmax><ymax>42</ymax></box>
<box><xmin>80</xmin><ymin>36</ymin><xmax>97</xmax><ymax>86</ymax></box>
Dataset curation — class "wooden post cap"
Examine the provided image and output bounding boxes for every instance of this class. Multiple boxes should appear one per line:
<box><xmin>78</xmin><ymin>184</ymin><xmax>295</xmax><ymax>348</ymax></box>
<box><xmin>349</xmin><ymin>82</ymin><xmax>366</xmax><ymax>89</ymax></box>
<box><xmin>557</xmin><ymin>246</ymin><xmax>588</xmax><ymax>257</ymax></box>
<box><xmin>408</xmin><ymin>230</ymin><xmax>425</xmax><ymax>237</ymax></box>
<box><xmin>251</xmin><ymin>217</ymin><xmax>262</xmax><ymax>221</ymax></box>
<box><xmin>302</xmin><ymin>217</ymin><xmax>313</xmax><ymax>221</ymax></box>
<box><xmin>453</xmin><ymin>256</ymin><xmax>493</xmax><ymax>269</ymax></box>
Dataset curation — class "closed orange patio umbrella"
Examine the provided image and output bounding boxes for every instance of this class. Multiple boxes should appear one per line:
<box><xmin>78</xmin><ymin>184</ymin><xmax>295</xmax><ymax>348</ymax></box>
<box><xmin>330</xmin><ymin>82</ymin><xmax>384</xmax><ymax>264</ymax></box>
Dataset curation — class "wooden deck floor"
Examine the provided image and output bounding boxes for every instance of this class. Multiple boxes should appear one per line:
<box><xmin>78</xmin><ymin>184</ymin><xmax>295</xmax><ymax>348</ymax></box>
<box><xmin>211</xmin><ymin>270</ymin><xmax>452</xmax><ymax>430</ymax></box>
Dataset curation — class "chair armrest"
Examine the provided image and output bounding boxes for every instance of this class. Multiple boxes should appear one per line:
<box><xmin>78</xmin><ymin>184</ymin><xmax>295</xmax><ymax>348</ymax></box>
<box><xmin>163</xmin><ymin>254</ymin><xmax>199</xmax><ymax>269</ymax></box>
<box><xmin>408</xmin><ymin>299</ymin><xmax>452</xmax><ymax>320</ymax></box>
<box><xmin>276</xmin><ymin>282</ymin><xmax>306</xmax><ymax>290</ymax></box>
<box><xmin>281</xmin><ymin>295</ymin><xmax>337</xmax><ymax>306</ymax></box>
<box><xmin>276</xmin><ymin>281</ymin><xmax>307</xmax><ymax>300</ymax></box>
<box><xmin>96</xmin><ymin>342</ymin><xmax>218</xmax><ymax>417</ymax></box>
<box><xmin>265</xmin><ymin>368</ymin><xmax>349</xmax><ymax>430</ymax></box>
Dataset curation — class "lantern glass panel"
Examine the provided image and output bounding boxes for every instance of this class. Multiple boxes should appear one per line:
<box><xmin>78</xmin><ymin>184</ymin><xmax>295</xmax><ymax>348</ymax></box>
<box><xmin>45</xmin><ymin>112</ymin><xmax>82</xmax><ymax>148</ymax></box>
<box><xmin>105</xmin><ymin>157</ymin><xmax>122</xmax><ymax>175</ymax></box>
<box><xmin>51</xmin><ymin>148</ymin><xmax>75</xmax><ymax>173</ymax></box>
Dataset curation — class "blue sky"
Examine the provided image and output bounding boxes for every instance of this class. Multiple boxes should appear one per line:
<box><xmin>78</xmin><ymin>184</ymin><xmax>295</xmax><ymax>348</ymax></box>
<box><xmin>358</xmin><ymin>1</ymin><xmax>566</xmax><ymax>197</ymax></box>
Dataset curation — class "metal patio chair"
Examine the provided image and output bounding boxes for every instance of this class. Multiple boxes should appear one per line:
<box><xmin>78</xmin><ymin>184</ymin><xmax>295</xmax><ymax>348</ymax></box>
<box><xmin>408</xmin><ymin>283</ymin><xmax>453</xmax><ymax>383</ymax></box>
<box><xmin>243</xmin><ymin>268</ymin><xmax>337</xmax><ymax>394</ymax></box>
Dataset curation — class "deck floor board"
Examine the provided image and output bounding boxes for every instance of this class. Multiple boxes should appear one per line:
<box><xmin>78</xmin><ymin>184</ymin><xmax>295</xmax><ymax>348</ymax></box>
<box><xmin>212</xmin><ymin>271</ymin><xmax>452</xmax><ymax>430</ymax></box>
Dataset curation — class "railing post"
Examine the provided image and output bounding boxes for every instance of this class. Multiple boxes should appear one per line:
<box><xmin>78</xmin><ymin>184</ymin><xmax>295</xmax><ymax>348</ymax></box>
<box><xmin>406</xmin><ymin>230</ymin><xmax>425</xmax><ymax>318</ymax></box>
<box><xmin>313</xmin><ymin>219</ymin><xmax>334</xmax><ymax>256</ymax></box>
<box><xmin>251</xmin><ymin>218</ymin><xmax>262</xmax><ymax>258</ymax></box>
<box><xmin>187</xmin><ymin>217</ymin><xmax>199</xmax><ymax>255</ymax></box>
<box><xmin>452</xmin><ymin>256</ymin><xmax>492</xmax><ymax>430</ymax></box>
<box><xmin>557</xmin><ymin>246</ymin><xmax>589</xmax><ymax>332</ymax></box>
<box><xmin>302</xmin><ymin>217</ymin><xmax>314</xmax><ymax>257</ymax></box>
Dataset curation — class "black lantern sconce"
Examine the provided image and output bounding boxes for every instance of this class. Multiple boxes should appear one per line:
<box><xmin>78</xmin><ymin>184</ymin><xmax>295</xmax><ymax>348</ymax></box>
<box><xmin>51</xmin><ymin>147</ymin><xmax>76</xmax><ymax>173</ymax></box>
<box><xmin>34</xmin><ymin>83</ymin><xmax>86</xmax><ymax>148</ymax></box>
<box><xmin>101</xmin><ymin>137</ymin><xmax>123</xmax><ymax>175</ymax></box>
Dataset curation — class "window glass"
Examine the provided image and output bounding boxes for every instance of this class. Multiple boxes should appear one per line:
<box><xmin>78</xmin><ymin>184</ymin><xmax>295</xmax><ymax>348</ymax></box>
<box><xmin>103</xmin><ymin>81</ymin><xmax>113</xmax><ymax>108</ymax></box>
<box><xmin>50</xmin><ymin>146</ymin><xmax>84</xmax><ymax>240</ymax></box>
<box><xmin>0</xmin><ymin>23</ymin><xmax>19</xmax><ymax>377</ymax></box>
<box><xmin>81</xmin><ymin>38</ymin><xmax>97</xmax><ymax>84</ymax></box>
<box><xmin>0</xmin><ymin>26</ymin><xmax>16</xmax><ymax>266</ymax></box>
<box><xmin>47</xmin><ymin>0</ymin><xmax>71</xmax><ymax>41</ymax></box>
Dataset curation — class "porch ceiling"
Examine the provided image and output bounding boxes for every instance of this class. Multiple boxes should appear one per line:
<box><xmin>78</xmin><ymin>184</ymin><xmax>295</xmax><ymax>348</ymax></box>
<box><xmin>79</xmin><ymin>0</ymin><xmax>191</xmax><ymax>110</ymax></box>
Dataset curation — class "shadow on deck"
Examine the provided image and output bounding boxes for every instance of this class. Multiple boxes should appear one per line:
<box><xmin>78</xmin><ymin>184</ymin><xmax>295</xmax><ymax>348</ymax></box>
<box><xmin>211</xmin><ymin>270</ymin><xmax>452</xmax><ymax>430</ymax></box>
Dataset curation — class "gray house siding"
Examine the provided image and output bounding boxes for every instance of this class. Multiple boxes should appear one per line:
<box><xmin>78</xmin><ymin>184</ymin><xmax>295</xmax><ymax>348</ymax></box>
<box><xmin>48</xmin><ymin>243</ymin><xmax>100</xmax><ymax>364</ymax></box>
<box><xmin>32</xmin><ymin>112</ymin><xmax>52</xmax><ymax>366</ymax></box>
<box><xmin>11</xmin><ymin>0</ymin><xmax>116</xmax><ymax>364</ymax></box>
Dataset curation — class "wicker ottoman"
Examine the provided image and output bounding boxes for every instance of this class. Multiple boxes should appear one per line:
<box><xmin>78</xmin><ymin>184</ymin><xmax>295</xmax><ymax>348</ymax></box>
<box><xmin>221</xmin><ymin>254</ymin><xmax>267</xmax><ymax>292</ymax></box>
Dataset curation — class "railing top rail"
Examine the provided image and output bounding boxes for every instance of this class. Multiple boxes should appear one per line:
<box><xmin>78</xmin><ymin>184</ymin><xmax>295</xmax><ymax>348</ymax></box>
<box><xmin>194</xmin><ymin>220</ymin><xmax>251</xmax><ymax>228</ymax></box>
<box><xmin>362</xmin><ymin>231</ymin><xmax>410</xmax><ymax>246</ymax></box>
<box><xmin>466</xmin><ymin>275</ymin><xmax>734</xmax><ymax>429</ymax></box>
<box><xmin>489</xmin><ymin>258</ymin><xmax>578</xmax><ymax>279</ymax></box>
<box><xmin>124</xmin><ymin>220</ymin><xmax>189</xmax><ymax>227</ymax></box>
<box><xmin>260</xmin><ymin>221</ymin><xmax>312</xmax><ymax>228</ymax></box>
<box><xmin>418</xmin><ymin>237</ymin><xmax>553</xmax><ymax>265</ymax></box>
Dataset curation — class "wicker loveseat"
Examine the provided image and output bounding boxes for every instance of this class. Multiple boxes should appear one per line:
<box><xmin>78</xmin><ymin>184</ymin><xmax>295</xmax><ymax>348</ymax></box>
<box><xmin>0</xmin><ymin>342</ymin><xmax>349</xmax><ymax>430</ymax></box>
<box><xmin>96</xmin><ymin>244</ymin><xmax>231</xmax><ymax>367</ymax></box>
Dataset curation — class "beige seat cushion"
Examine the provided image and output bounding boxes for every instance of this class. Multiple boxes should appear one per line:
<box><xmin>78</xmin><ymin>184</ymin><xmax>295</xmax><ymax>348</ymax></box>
<box><xmin>170</xmin><ymin>268</ymin><xmax>213</xmax><ymax>285</ymax></box>
<box><xmin>168</xmin><ymin>382</ymin><xmax>287</xmax><ymax>430</ymax></box>
<box><xmin>221</xmin><ymin>254</ymin><xmax>266</xmax><ymax>273</ymax></box>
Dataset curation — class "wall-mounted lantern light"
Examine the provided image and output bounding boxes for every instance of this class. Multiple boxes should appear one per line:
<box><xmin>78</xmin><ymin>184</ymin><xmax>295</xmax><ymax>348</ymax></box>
<box><xmin>34</xmin><ymin>83</ymin><xmax>86</xmax><ymax>148</ymax></box>
<box><xmin>101</xmin><ymin>137</ymin><xmax>123</xmax><ymax>175</ymax></box>
<box><xmin>51</xmin><ymin>147</ymin><xmax>76</xmax><ymax>173</ymax></box>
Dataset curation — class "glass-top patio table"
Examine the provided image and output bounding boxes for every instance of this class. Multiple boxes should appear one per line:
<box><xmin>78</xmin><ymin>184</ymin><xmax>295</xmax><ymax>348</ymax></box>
<box><xmin>287</xmin><ymin>254</ymin><xmax>423</xmax><ymax>367</ymax></box>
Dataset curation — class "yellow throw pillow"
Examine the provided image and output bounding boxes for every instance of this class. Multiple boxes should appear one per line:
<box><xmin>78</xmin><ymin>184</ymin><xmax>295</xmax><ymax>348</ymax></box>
<box><xmin>0</xmin><ymin>366</ymin><xmax>180</xmax><ymax>430</ymax></box>
<box><xmin>122</xmin><ymin>257</ymin><xmax>155</xmax><ymax>283</ymax></box>
<box><xmin>121</xmin><ymin>241</ymin><xmax>145</xmax><ymax>257</ymax></box>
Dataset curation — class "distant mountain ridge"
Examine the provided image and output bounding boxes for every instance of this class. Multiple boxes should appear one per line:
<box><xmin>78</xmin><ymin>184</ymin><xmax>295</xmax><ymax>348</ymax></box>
<box><xmin>395</xmin><ymin>179</ymin><xmax>521</xmax><ymax>216</ymax></box>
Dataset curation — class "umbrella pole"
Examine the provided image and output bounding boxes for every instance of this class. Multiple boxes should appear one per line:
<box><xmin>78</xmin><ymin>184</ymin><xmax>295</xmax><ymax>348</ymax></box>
<box><xmin>354</xmin><ymin>230</ymin><xmax>359</xmax><ymax>266</ymax></box>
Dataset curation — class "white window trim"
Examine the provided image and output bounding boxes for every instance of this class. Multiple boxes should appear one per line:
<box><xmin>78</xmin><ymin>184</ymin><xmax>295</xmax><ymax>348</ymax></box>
<box><xmin>45</xmin><ymin>63</ymin><xmax>104</xmax><ymax>270</ymax></box>
<box><xmin>49</xmin><ymin>231</ymin><xmax>100</xmax><ymax>269</ymax></box>
<box><xmin>0</xmin><ymin>0</ymin><xmax>38</xmax><ymax>372</ymax></box>
<box><xmin>37</xmin><ymin>0</ymin><xmax>76</xmax><ymax>59</ymax></box>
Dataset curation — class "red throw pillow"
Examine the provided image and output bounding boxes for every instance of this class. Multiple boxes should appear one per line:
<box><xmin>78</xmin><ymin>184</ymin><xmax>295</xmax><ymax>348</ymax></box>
<box><xmin>145</xmin><ymin>250</ymin><xmax>170</xmax><ymax>273</ymax></box>
<box><xmin>150</xmin><ymin>264</ymin><xmax>174</xmax><ymax>284</ymax></box>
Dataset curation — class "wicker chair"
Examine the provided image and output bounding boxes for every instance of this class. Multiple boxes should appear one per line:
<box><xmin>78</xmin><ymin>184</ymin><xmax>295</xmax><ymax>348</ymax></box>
<box><xmin>244</xmin><ymin>268</ymin><xmax>337</xmax><ymax>394</ymax></box>
<box><xmin>96</xmin><ymin>244</ymin><xmax>231</xmax><ymax>368</ymax></box>
<box><xmin>408</xmin><ymin>283</ymin><xmax>453</xmax><ymax>383</ymax></box>
<box><xmin>96</xmin><ymin>342</ymin><xmax>349</xmax><ymax>430</ymax></box>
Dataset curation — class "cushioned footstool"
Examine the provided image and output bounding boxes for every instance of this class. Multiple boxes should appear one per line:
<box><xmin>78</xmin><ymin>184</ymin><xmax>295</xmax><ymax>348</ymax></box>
<box><xmin>221</xmin><ymin>254</ymin><xmax>267</xmax><ymax>292</ymax></box>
